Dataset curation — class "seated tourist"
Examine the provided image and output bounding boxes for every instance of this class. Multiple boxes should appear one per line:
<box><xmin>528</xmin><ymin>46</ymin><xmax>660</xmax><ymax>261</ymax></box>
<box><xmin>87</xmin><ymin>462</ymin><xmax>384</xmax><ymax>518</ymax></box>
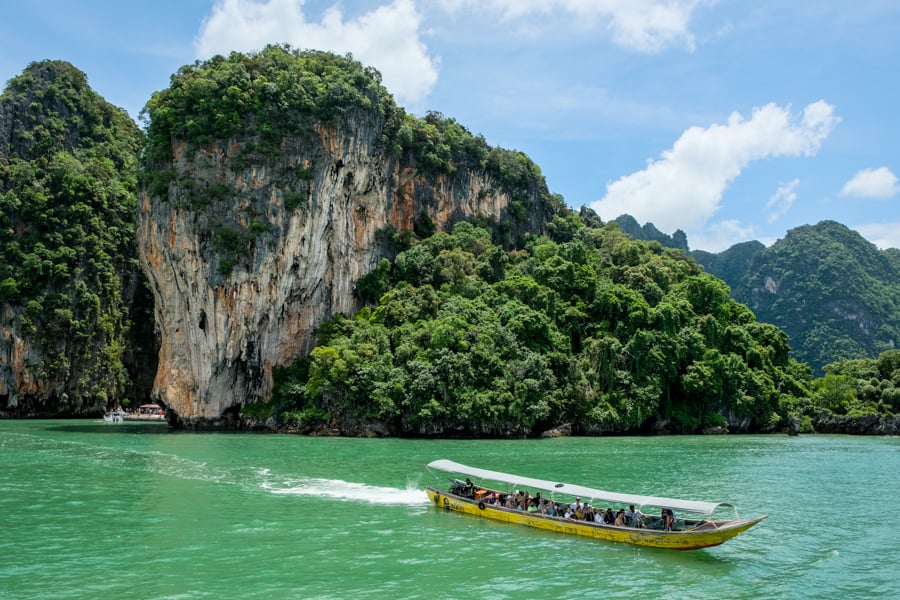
<box><xmin>662</xmin><ymin>508</ymin><xmax>675</xmax><ymax>531</ymax></box>
<box><xmin>625</xmin><ymin>505</ymin><xmax>645</xmax><ymax>527</ymax></box>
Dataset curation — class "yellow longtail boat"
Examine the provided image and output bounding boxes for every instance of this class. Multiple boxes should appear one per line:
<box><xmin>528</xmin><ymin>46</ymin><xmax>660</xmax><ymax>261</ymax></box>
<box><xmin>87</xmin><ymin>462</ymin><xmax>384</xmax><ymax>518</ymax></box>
<box><xmin>425</xmin><ymin>459</ymin><xmax>766</xmax><ymax>551</ymax></box>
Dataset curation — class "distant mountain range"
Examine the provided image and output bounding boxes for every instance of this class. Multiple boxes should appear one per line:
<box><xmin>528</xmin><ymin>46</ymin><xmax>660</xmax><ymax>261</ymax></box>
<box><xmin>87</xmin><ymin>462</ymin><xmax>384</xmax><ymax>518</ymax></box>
<box><xmin>615</xmin><ymin>215</ymin><xmax>900</xmax><ymax>373</ymax></box>
<box><xmin>612</xmin><ymin>214</ymin><xmax>689</xmax><ymax>252</ymax></box>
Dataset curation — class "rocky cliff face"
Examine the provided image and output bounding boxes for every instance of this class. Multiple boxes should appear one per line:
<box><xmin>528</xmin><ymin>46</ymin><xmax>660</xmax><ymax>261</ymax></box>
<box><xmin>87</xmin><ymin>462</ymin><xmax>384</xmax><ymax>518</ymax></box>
<box><xmin>138</xmin><ymin>50</ymin><xmax>553</xmax><ymax>427</ymax></box>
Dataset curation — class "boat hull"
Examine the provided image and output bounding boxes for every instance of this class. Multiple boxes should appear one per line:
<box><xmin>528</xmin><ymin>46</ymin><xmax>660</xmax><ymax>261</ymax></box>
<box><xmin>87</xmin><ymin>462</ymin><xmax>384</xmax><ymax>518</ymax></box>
<box><xmin>425</xmin><ymin>487</ymin><xmax>766</xmax><ymax>550</ymax></box>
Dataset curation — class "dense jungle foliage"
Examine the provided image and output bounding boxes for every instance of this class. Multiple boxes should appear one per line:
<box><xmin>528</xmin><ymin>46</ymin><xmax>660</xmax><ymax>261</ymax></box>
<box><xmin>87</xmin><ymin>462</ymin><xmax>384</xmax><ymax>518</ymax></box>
<box><xmin>0</xmin><ymin>60</ymin><xmax>146</xmax><ymax>407</ymax></box>
<box><xmin>142</xmin><ymin>45</ymin><xmax>396</xmax><ymax>166</ymax></box>
<box><xmin>810</xmin><ymin>350</ymin><xmax>900</xmax><ymax>416</ymax></box>
<box><xmin>692</xmin><ymin>240</ymin><xmax>765</xmax><ymax>293</ymax></box>
<box><xmin>621</xmin><ymin>213</ymin><xmax>900</xmax><ymax>376</ymax></box>
<box><xmin>261</xmin><ymin>215</ymin><xmax>813</xmax><ymax>436</ymax></box>
<box><xmin>729</xmin><ymin>221</ymin><xmax>900</xmax><ymax>374</ymax></box>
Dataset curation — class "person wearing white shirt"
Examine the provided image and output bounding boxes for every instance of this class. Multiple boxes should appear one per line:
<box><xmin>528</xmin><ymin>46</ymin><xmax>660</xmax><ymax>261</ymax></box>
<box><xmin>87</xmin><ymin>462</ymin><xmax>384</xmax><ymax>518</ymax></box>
<box><xmin>625</xmin><ymin>505</ymin><xmax>645</xmax><ymax>527</ymax></box>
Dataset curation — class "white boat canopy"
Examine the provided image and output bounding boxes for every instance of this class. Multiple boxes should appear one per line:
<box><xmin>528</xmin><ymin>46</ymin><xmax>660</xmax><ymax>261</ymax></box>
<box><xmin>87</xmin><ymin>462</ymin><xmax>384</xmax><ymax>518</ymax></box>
<box><xmin>427</xmin><ymin>459</ymin><xmax>733</xmax><ymax>516</ymax></box>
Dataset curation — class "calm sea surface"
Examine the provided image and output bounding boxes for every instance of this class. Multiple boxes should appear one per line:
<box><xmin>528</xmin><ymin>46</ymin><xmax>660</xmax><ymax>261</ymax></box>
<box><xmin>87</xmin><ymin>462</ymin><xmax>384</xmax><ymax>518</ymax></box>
<box><xmin>1</xmin><ymin>420</ymin><xmax>898</xmax><ymax>599</ymax></box>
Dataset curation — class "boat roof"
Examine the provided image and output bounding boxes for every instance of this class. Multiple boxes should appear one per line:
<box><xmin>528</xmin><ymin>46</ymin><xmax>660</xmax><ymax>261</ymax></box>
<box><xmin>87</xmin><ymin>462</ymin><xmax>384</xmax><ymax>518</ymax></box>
<box><xmin>427</xmin><ymin>459</ymin><xmax>733</xmax><ymax>515</ymax></box>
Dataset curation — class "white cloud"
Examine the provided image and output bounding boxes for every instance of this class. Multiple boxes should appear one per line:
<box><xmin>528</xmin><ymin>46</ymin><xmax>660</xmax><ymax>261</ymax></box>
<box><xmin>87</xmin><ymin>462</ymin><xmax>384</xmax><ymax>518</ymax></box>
<box><xmin>840</xmin><ymin>167</ymin><xmax>898</xmax><ymax>199</ymax></box>
<box><xmin>590</xmin><ymin>101</ymin><xmax>839</xmax><ymax>234</ymax></box>
<box><xmin>436</xmin><ymin>0</ymin><xmax>706</xmax><ymax>53</ymax></box>
<box><xmin>852</xmin><ymin>223</ymin><xmax>900</xmax><ymax>250</ymax></box>
<box><xmin>195</xmin><ymin>0</ymin><xmax>438</xmax><ymax>104</ymax></box>
<box><xmin>765</xmin><ymin>178</ymin><xmax>799</xmax><ymax>223</ymax></box>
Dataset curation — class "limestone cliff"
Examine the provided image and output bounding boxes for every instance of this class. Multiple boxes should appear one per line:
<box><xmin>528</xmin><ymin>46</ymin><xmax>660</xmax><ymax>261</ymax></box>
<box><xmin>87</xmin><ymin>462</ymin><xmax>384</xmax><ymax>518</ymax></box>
<box><xmin>138</xmin><ymin>47</ymin><xmax>558</xmax><ymax>427</ymax></box>
<box><xmin>0</xmin><ymin>60</ymin><xmax>152</xmax><ymax>416</ymax></box>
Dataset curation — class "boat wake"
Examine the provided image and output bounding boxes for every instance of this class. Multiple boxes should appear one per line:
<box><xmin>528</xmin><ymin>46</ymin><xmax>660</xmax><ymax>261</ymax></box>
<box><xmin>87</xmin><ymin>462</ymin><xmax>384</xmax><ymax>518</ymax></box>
<box><xmin>3</xmin><ymin>431</ymin><xmax>433</xmax><ymax>507</ymax></box>
<box><xmin>262</xmin><ymin>478</ymin><xmax>429</xmax><ymax>506</ymax></box>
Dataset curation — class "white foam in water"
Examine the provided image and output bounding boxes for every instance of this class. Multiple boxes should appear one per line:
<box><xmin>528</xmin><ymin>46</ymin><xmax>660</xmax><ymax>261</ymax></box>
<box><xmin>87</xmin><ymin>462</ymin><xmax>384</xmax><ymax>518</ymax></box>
<box><xmin>262</xmin><ymin>478</ymin><xmax>429</xmax><ymax>505</ymax></box>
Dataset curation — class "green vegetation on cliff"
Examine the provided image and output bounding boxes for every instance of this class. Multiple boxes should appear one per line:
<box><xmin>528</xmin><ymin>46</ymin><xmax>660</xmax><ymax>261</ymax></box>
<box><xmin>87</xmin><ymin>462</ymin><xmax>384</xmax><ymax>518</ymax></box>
<box><xmin>143</xmin><ymin>45</ymin><xmax>553</xmax><ymax>197</ymax></box>
<box><xmin>264</xmin><ymin>215</ymin><xmax>810</xmax><ymax>436</ymax></box>
<box><xmin>141</xmin><ymin>46</ymin><xmax>561</xmax><ymax>277</ymax></box>
<box><xmin>143</xmin><ymin>45</ymin><xmax>397</xmax><ymax>164</ymax></box>
<box><xmin>0</xmin><ymin>60</ymin><xmax>147</xmax><ymax>411</ymax></box>
<box><xmin>692</xmin><ymin>240</ymin><xmax>765</xmax><ymax>293</ymax></box>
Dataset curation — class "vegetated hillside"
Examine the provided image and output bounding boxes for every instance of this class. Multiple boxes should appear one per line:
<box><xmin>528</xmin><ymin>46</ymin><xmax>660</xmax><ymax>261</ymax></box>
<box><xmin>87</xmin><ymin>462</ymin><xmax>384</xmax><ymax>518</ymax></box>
<box><xmin>692</xmin><ymin>240</ymin><xmax>765</xmax><ymax>293</ymax></box>
<box><xmin>615</xmin><ymin>215</ymin><xmax>899</xmax><ymax>375</ymax></box>
<box><xmin>0</xmin><ymin>60</ymin><xmax>156</xmax><ymax>416</ymax></box>
<box><xmin>259</xmin><ymin>214</ymin><xmax>810</xmax><ymax>437</ymax></box>
<box><xmin>137</xmin><ymin>45</ymin><xmax>564</xmax><ymax>426</ymax></box>
<box><xmin>733</xmin><ymin>221</ymin><xmax>900</xmax><ymax>373</ymax></box>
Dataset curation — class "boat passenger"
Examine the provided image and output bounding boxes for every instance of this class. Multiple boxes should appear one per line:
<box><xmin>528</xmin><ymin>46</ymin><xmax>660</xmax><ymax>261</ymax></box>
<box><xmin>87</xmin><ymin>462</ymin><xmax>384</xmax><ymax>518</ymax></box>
<box><xmin>465</xmin><ymin>478</ymin><xmax>475</xmax><ymax>497</ymax></box>
<box><xmin>572</xmin><ymin>497</ymin><xmax>583</xmax><ymax>513</ymax></box>
<box><xmin>604</xmin><ymin>508</ymin><xmax>615</xmax><ymax>524</ymax></box>
<box><xmin>527</xmin><ymin>500</ymin><xmax>539</xmax><ymax>513</ymax></box>
<box><xmin>583</xmin><ymin>504</ymin><xmax>594</xmax><ymax>522</ymax></box>
<box><xmin>662</xmin><ymin>508</ymin><xmax>675</xmax><ymax>531</ymax></box>
<box><xmin>614</xmin><ymin>509</ymin><xmax>626</xmax><ymax>526</ymax></box>
<box><xmin>593</xmin><ymin>509</ymin><xmax>604</xmax><ymax>524</ymax></box>
<box><xmin>625</xmin><ymin>505</ymin><xmax>645</xmax><ymax>528</ymax></box>
<box><xmin>564</xmin><ymin>506</ymin><xmax>576</xmax><ymax>519</ymax></box>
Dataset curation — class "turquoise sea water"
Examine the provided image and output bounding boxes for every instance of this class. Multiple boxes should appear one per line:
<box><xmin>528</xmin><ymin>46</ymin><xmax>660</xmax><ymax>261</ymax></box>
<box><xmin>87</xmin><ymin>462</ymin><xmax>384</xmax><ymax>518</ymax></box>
<box><xmin>1</xmin><ymin>420</ymin><xmax>898</xmax><ymax>599</ymax></box>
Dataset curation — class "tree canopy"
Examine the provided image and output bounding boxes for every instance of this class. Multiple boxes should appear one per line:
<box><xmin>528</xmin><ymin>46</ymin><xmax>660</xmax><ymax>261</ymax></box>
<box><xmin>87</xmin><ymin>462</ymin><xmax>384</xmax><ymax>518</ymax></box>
<box><xmin>263</xmin><ymin>216</ymin><xmax>811</xmax><ymax>436</ymax></box>
<box><xmin>0</xmin><ymin>60</ymin><xmax>145</xmax><ymax>409</ymax></box>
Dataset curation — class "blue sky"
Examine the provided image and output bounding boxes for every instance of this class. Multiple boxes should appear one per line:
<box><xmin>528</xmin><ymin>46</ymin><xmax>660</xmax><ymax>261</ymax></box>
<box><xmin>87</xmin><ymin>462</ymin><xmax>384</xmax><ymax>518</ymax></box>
<box><xmin>2</xmin><ymin>0</ymin><xmax>899</xmax><ymax>252</ymax></box>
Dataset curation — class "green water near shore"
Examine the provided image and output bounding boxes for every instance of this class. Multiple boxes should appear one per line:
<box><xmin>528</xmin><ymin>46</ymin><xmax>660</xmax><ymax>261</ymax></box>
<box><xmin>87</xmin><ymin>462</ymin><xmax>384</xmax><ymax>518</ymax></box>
<box><xmin>1</xmin><ymin>420</ymin><xmax>898</xmax><ymax>599</ymax></box>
